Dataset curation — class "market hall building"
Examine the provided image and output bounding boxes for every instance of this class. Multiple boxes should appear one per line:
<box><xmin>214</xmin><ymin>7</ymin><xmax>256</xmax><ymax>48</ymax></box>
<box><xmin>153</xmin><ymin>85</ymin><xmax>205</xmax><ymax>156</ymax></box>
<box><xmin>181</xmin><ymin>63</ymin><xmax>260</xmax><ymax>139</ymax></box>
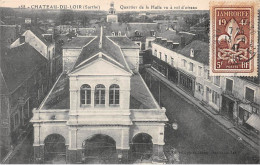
<box><xmin>30</xmin><ymin>27</ymin><xmax>168</xmax><ymax>163</ymax></box>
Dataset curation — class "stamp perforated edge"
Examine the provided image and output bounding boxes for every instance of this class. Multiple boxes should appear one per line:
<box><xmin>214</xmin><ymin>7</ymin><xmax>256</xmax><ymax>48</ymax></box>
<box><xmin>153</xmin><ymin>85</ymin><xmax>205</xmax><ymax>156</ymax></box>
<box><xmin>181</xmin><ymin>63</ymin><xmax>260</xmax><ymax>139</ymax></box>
<box><xmin>209</xmin><ymin>1</ymin><xmax>259</xmax><ymax>77</ymax></box>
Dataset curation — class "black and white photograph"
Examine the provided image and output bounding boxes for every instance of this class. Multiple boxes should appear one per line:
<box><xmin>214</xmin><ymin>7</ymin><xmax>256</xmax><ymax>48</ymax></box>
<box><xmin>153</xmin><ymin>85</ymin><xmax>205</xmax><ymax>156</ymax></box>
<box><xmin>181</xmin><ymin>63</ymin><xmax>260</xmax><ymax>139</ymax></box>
<box><xmin>0</xmin><ymin>0</ymin><xmax>259</xmax><ymax>164</ymax></box>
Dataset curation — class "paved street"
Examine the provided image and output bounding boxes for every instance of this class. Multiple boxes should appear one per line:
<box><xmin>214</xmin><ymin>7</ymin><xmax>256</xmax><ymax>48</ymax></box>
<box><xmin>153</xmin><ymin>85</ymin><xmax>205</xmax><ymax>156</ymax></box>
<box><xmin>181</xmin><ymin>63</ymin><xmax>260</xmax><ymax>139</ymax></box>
<box><xmin>8</xmin><ymin>130</ymin><xmax>34</xmax><ymax>164</ymax></box>
<box><xmin>141</xmin><ymin>69</ymin><xmax>259</xmax><ymax>164</ymax></box>
<box><xmin>6</xmin><ymin>70</ymin><xmax>259</xmax><ymax>164</ymax></box>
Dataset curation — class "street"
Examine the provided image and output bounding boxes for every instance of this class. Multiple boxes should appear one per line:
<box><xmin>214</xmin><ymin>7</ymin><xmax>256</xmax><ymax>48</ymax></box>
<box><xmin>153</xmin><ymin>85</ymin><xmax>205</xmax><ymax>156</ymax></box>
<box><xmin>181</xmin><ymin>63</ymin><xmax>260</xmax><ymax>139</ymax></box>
<box><xmin>141</xmin><ymin>69</ymin><xmax>259</xmax><ymax>164</ymax></box>
<box><xmin>7</xmin><ymin>70</ymin><xmax>259</xmax><ymax>164</ymax></box>
<box><xmin>9</xmin><ymin>129</ymin><xmax>34</xmax><ymax>164</ymax></box>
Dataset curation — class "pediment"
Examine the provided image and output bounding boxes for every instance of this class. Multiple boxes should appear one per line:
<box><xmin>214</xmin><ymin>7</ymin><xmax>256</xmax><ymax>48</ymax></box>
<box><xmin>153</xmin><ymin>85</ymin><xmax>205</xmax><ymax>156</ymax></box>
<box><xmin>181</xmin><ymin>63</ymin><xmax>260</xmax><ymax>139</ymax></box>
<box><xmin>69</xmin><ymin>58</ymin><xmax>131</xmax><ymax>76</ymax></box>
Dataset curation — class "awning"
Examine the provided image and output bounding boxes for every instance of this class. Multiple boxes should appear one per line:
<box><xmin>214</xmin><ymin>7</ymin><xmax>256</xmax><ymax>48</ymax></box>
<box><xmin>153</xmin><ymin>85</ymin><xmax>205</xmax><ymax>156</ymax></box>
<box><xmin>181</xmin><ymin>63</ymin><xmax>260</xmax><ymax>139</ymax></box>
<box><xmin>246</xmin><ymin>114</ymin><xmax>260</xmax><ymax>131</ymax></box>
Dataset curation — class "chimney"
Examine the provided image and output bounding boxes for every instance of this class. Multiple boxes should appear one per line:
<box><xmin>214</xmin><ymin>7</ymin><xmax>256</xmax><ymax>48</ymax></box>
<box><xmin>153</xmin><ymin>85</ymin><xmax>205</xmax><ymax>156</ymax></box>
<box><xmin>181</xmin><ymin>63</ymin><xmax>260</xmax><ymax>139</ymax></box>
<box><xmin>155</xmin><ymin>37</ymin><xmax>162</xmax><ymax>43</ymax></box>
<box><xmin>180</xmin><ymin>36</ymin><xmax>185</xmax><ymax>47</ymax></box>
<box><xmin>190</xmin><ymin>48</ymin><xmax>194</xmax><ymax>57</ymax></box>
<box><xmin>20</xmin><ymin>36</ymin><xmax>25</xmax><ymax>44</ymax></box>
<box><xmin>166</xmin><ymin>41</ymin><xmax>172</xmax><ymax>47</ymax></box>
<box><xmin>99</xmin><ymin>26</ymin><xmax>103</xmax><ymax>48</ymax></box>
<box><xmin>171</xmin><ymin>43</ymin><xmax>179</xmax><ymax>49</ymax></box>
<box><xmin>161</xmin><ymin>39</ymin><xmax>167</xmax><ymax>45</ymax></box>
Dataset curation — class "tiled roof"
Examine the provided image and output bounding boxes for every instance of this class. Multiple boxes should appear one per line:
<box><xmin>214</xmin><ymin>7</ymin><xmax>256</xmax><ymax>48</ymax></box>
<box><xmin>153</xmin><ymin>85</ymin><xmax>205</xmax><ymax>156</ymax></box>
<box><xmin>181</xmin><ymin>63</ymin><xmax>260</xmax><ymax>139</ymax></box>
<box><xmin>0</xmin><ymin>43</ymin><xmax>48</xmax><ymax>94</ymax></box>
<box><xmin>76</xmin><ymin>28</ymin><xmax>97</xmax><ymax>36</ymax></box>
<box><xmin>0</xmin><ymin>25</ymin><xmax>18</xmax><ymax>47</ymax></box>
<box><xmin>105</xmin><ymin>22</ymin><xmax>158</xmax><ymax>37</ymax></box>
<box><xmin>71</xmin><ymin>35</ymin><xmax>131</xmax><ymax>73</ymax></box>
<box><xmin>42</xmin><ymin>73</ymin><xmax>70</xmax><ymax>109</ymax></box>
<box><xmin>42</xmin><ymin>73</ymin><xmax>159</xmax><ymax>110</ymax></box>
<box><xmin>29</xmin><ymin>27</ymin><xmax>53</xmax><ymax>46</ymax></box>
<box><xmin>126</xmin><ymin>23</ymin><xmax>158</xmax><ymax>37</ymax></box>
<box><xmin>108</xmin><ymin>36</ymin><xmax>140</xmax><ymax>49</ymax></box>
<box><xmin>62</xmin><ymin>36</ymin><xmax>95</xmax><ymax>49</ymax></box>
<box><xmin>0</xmin><ymin>67</ymin><xmax>8</xmax><ymax>95</ymax></box>
<box><xmin>156</xmin><ymin>30</ymin><xmax>181</xmax><ymax>43</ymax></box>
<box><xmin>156</xmin><ymin>30</ymin><xmax>195</xmax><ymax>45</ymax></box>
<box><xmin>177</xmin><ymin>40</ymin><xmax>209</xmax><ymax>65</ymax></box>
<box><xmin>130</xmin><ymin>73</ymin><xmax>159</xmax><ymax>109</ymax></box>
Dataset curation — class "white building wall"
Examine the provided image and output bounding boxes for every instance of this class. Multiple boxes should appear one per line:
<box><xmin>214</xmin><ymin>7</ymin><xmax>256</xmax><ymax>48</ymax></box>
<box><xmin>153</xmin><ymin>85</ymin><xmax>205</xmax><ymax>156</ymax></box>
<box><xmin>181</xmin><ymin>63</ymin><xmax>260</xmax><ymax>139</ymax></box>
<box><xmin>121</xmin><ymin>49</ymin><xmax>139</xmax><ymax>72</ymax></box>
<box><xmin>10</xmin><ymin>30</ymin><xmax>49</xmax><ymax>58</ymax></box>
<box><xmin>63</xmin><ymin>49</ymin><xmax>82</xmax><ymax>72</ymax></box>
<box><xmin>152</xmin><ymin>42</ymin><xmax>223</xmax><ymax>111</ymax></box>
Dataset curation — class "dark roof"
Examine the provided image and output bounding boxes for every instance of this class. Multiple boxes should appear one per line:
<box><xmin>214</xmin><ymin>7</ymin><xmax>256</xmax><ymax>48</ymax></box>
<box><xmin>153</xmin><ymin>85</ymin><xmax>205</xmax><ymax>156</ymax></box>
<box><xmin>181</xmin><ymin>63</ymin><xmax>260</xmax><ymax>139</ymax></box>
<box><xmin>105</xmin><ymin>22</ymin><xmax>158</xmax><ymax>37</ymax></box>
<box><xmin>108</xmin><ymin>36</ymin><xmax>140</xmax><ymax>49</ymax></box>
<box><xmin>29</xmin><ymin>27</ymin><xmax>53</xmax><ymax>46</ymax></box>
<box><xmin>156</xmin><ymin>30</ymin><xmax>195</xmax><ymax>45</ymax></box>
<box><xmin>157</xmin><ymin>30</ymin><xmax>181</xmax><ymax>43</ymax></box>
<box><xmin>0</xmin><ymin>25</ymin><xmax>18</xmax><ymax>47</ymax></box>
<box><xmin>71</xmin><ymin>35</ymin><xmax>131</xmax><ymax>73</ymax></box>
<box><xmin>42</xmin><ymin>73</ymin><xmax>159</xmax><ymax>110</ymax></box>
<box><xmin>130</xmin><ymin>73</ymin><xmax>159</xmax><ymax>109</ymax></box>
<box><xmin>62</xmin><ymin>37</ymin><xmax>95</xmax><ymax>49</ymax></box>
<box><xmin>177</xmin><ymin>40</ymin><xmax>209</xmax><ymax>65</ymax></box>
<box><xmin>0</xmin><ymin>67</ymin><xmax>8</xmax><ymax>95</ymax></box>
<box><xmin>126</xmin><ymin>23</ymin><xmax>158</xmax><ymax>37</ymax></box>
<box><xmin>0</xmin><ymin>43</ymin><xmax>48</xmax><ymax>94</ymax></box>
<box><xmin>42</xmin><ymin>73</ymin><xmax>70</xmax><ymax>109</ymax></box>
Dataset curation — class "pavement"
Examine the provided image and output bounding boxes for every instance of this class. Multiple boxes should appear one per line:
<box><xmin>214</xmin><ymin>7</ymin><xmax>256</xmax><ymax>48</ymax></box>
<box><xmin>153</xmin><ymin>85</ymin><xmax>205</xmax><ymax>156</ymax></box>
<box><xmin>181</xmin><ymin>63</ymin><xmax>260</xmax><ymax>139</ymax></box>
<box><xmin>1</xmin><ymin>125</ymin><xmax>33</xmax><ymax>164</ymax></box>
<box><xmin>145</xmin><ymin>67</ymin><xmax>259</xmax><ymax>153</ymax></box>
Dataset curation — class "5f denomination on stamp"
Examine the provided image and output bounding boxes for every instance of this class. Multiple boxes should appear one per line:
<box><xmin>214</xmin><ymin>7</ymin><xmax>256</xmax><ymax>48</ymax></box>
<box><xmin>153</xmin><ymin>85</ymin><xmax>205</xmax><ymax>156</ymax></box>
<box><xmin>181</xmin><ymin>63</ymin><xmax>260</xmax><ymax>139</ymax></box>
<box><xmin>210</xmin><ymin>1</ymin><xmax>258</xmax><ymax>76</ymax></box>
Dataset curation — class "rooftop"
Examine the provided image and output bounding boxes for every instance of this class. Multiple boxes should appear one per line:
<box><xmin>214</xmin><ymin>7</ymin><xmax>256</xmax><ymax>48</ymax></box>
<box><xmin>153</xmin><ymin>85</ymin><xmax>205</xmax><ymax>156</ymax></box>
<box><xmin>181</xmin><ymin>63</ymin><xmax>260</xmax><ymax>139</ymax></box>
<box><xmin>130</xmin><ymin>73</ymin><xmax>159</xmax><ymax>109</ymax></box>
<box><xmin>62</xmin><ymin>36</ymin><xmax>95</xmax><ymax>49</ymax></box>
<box><xmin>42</xmin><ymin>73</ymin><xmax>70</xmax><ymax>109</ymax></box>
<box><xmin>41</xmin><ymin>73</ymin><xmax>159</xmax><ymax>110</ymax></box>
<box><xmin>177</xmin><ymin>40</ymin><xmax>209</xmax><ymax>65</ymax></box>
<box><xmin>108</xmin><ymin>36</ymin><xmax>140</xmax><ymax>49</ymax></box>
<box><xmin>0</xmin><ymin>43</ymin><xmax>48</xmax><ymax>94</ymax></box>
<box><xmin>71</xmin><ymin>35</ymin><xmax>131</xmax><ymax>72</ymax></box>
<box><xmin>29</xmin><ymin>27</ymin><xmax>53</xmax><ymax>46</ymax></box>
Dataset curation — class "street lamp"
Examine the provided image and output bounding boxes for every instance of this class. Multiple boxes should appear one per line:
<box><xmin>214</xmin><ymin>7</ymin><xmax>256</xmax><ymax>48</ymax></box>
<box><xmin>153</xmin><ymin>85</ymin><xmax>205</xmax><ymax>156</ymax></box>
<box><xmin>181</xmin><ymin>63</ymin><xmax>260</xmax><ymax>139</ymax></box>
<box><xmin>165</xmin><ymin>122</ymin><xmax>178</xmax><ymax>130</ymax></box>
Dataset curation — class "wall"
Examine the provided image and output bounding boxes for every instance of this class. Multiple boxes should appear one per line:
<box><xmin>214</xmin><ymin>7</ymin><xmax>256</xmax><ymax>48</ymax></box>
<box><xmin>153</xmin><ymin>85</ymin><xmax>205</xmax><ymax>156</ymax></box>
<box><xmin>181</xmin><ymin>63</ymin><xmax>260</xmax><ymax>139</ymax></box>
<box><xmin>152</xmin><ymin>42</ymin><xmax>222</xmax><ymax>111</ymax></box>
<box><xmin>121</xmin><ymin>49</ymin><xmax>139</xmax><ymax>72</ymax></box>
<box><xmin>62</xmin><ymin>49</ymin><xmax>82</xmax><ymax>72</ymax></box>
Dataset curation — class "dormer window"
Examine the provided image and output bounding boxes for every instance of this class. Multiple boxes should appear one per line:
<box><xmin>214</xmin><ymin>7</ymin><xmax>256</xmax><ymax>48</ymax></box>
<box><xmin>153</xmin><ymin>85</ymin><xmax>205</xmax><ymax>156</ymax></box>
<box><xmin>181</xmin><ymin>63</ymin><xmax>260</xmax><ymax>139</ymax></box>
<box><xmin>112</xmin><ymin>32</ymin><xmax>115</xmax><ymax>36</ymax></box>
<box><xmin>190</xmin><ymin>48</ymin><xmax>194</xmax><ymax>57</ymax></box>
<box><xmin>109</xmin><ymin>84</ymin><xmax>120</xmax><ymax>105</ymax></box>
<box><xmin>80</xmin><ymin>84</ymin><xmax>91</xmax><ymax>105</ymax></box>
<box><xmin>151</xmin><ymin>30</ymin><xmax>155</xmax><ymax>36</ymax></box>
<box><xmin>135</xmin><ymin>30</ymin><xmax>141</xmax><ymax>36</ymax></box>
<box><xmin>118</xmin><ymin>31</ymin><xmax>121</xmax><ymax>36</ymax></box>
<box><xmin>95</xmin><ymin>84</ymin><xmax>105</xmax><ymax>106</ymax></box>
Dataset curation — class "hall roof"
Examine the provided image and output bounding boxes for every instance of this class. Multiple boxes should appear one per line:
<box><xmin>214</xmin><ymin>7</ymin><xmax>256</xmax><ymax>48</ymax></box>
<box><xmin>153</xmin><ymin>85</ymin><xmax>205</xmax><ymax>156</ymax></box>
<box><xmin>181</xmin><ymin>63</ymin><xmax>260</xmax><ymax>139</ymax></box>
<box><xmin>41</xmin><ymin>73</ymin><xmax>159</xmax><ymax>110</ymax></box>
<box><xmin>71</xmin><ymin>35</ymin><xmax>132</xmax><ymax>73</ymax></box>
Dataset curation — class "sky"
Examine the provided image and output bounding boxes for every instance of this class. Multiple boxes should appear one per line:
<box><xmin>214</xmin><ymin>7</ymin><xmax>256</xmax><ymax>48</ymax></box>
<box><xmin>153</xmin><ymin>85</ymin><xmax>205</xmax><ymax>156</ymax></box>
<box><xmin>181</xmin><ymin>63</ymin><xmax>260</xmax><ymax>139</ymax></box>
<box><xmin>2</xmin><ymin>0</ymin><xmax>257</xmax><ymax>11</ymax></box>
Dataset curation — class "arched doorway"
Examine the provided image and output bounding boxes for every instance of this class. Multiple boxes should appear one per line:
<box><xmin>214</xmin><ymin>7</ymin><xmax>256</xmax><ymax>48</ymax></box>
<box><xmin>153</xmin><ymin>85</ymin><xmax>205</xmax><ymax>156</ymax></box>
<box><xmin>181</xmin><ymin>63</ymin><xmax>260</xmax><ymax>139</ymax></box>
<box><xmin>44</xmin><ymin>134</ymin><xmax>66</xmax><ymax>163</ymax></box>
<box><xmin>130</xmin><ymin>133</ymin><xmax>153</xmax><ymax>162</ymax></box>
<box><xmin>82</xmin><ymin>134</ymin><xmax>118</xmax><ymax>164</ymax></box>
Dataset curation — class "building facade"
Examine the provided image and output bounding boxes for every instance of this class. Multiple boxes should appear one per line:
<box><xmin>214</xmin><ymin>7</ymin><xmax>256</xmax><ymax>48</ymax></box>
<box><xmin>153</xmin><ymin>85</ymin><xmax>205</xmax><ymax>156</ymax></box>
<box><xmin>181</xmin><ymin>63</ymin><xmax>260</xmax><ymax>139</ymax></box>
<box><xmin>107</xmin><ymin>2</ymin><xmax>118</xmax><ymax>23</ymax></box>
<box><xmin>147</xmin><ymin>33</ymin><xmax>260</xmax><ymax>133</ymax></box>
<box><xmin>10</xmin><ymin>27</ymin><xmax>59</xmax><ymax>84</ymax></box>
<box><xmin>0</xmin><ymin>44</ymin><xmax>49</xmax><ymax>162</ymax></box>
<box><xmin>31</xmin><ymin>28</ymin><xmax>168</xmax><ymax>164</ymax></box>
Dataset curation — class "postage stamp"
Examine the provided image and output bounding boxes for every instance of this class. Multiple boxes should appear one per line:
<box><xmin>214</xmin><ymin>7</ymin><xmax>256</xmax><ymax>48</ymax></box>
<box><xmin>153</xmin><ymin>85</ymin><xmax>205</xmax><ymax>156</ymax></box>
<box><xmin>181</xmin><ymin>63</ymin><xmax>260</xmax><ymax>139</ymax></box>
<box><xmin>210</xmin><ymin>1</ymin><xmax>258</xmax><ymax>76</ymax></box>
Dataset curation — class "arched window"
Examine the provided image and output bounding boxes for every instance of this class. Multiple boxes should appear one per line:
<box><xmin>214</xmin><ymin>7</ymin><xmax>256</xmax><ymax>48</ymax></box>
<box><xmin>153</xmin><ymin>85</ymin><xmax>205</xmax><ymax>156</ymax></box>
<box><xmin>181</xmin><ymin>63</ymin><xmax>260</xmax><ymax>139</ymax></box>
<box><xmin>109</xmin><ymin>84</ymin><xmax>120</xmax><ymax>105</ymax></box>
<box><xmin>80</xmin><ymin>84</ymin><xmax>91</xmax><ymax>105</ymax></box>
<box><xmin>95</xmin><ymin>84</ymin><xmax>105</xmax><ymax>105</ymax></box>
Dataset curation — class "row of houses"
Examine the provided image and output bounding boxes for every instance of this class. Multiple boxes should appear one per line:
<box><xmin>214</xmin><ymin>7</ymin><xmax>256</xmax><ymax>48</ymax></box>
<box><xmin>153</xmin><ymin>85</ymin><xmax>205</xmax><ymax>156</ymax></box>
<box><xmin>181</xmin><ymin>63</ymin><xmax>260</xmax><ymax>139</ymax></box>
<box><xmin>144</xmin><ymin>30</ymin><xmax>260</xmax><ymax>134</ymax></box>
<box><xmin>0</xmin><ymin>25</ymin><xmax>62</xmax><ymax>162</ymax></box>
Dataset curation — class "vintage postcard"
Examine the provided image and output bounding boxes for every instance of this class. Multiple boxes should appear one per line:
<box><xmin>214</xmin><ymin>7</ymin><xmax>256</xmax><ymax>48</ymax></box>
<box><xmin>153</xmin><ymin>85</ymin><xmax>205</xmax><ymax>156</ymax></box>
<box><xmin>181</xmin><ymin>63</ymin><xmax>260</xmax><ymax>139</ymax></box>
<box><xmin>210</xmin><ymin>1</ymin><xmax>258</xmax><ymax>76</ymax></box>
<box><xmin>0</xmin><ymin>0</ymin><xmax>259</xmax><ymax>164</ymax></box>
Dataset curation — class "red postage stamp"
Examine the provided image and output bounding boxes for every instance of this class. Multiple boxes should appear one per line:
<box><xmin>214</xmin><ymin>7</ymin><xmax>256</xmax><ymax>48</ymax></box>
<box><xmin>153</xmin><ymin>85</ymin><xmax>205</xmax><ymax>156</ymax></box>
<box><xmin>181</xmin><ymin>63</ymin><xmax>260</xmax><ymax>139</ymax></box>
<box><xmin>210</xmin><ymin>1</ymin><xmax>258</xmax><ymax>76</ymax></box>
